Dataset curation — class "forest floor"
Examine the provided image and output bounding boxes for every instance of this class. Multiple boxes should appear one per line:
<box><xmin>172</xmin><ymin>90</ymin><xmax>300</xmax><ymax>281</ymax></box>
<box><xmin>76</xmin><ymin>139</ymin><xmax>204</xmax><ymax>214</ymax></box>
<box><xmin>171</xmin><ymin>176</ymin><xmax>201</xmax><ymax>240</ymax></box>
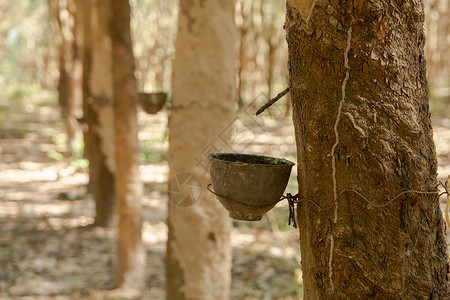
<box><xmin>0</xmin><ymin>85</ymin><xmax>449</xmax><ymax>299</ymax></box>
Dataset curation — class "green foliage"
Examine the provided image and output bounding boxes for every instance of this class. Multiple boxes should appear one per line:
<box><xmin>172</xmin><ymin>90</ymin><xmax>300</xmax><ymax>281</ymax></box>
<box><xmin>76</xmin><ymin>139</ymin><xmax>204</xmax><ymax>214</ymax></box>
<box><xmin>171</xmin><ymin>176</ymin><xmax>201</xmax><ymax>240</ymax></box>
<box><xmin>144</xmin><ymin>182</ymin><xmax>156</xmax><ymax>193</ymax></box>
<box><xmin>0</xmin><ymin>84</ymin><xmax>42</xmax><ymax>100</ymax></box>
<box><xmin>139</xmin><ymin>147</ymin><xmax>166</xmax><ymax>164</ymax></box>
<box><xmin>1</xmin><ymin>249</ymin><xmax>11</xmax><ymax>260</ymax></box>
<box><xmin>70</xmin><ymin>158</ymin><xmax>89</xmax><ymax>170</ymax></box>
<box><xmin>429</xmin><ymin>80</ymin><xmax>450</xmax><ymax>118</ymax></box>
<box><xmin>35</xmin><ymin>97</ymin><xmax>57</xmax><ymax>108</ymax></box>
<box><xmin>0</xmin><ymin>0</ymin><xmax>55</xmax><ymax>85</ymax></box>
<box><xmin>139</xmin><ymin>134</ymin><xmax>168</xmax><ymax>164</ymax></box>
<box><xmin>46</xmin><ymin>150</ymin><xmax>64</xmax><ymax>161</ymax></box>
<box><xmin>47</xmin><ymin>149</ymin><xmax>88</xmax><ymax>170</ymax></box>
<box><xmin>147</xmin><ymin>132</ymin><xmax>168</xmax><ymax>144</ymax></box>
<box><xmin>70</xmin><ymin>139</ymin><xmax>85</xmax><ymax>157</ymax></box>
<box><xmin>51</xmin><ymin>135</ymin><xmax>66</xmax><ymax>147</ymax></box>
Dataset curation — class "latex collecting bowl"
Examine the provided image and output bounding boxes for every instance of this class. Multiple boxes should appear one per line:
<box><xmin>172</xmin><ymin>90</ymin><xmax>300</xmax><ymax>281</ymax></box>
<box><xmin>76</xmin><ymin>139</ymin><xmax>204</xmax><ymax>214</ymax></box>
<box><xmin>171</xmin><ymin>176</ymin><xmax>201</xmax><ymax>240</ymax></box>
<box><xmin>138</xmin><ymin>92</ymin><xmax>167</xmax><ymax>114</ymax></box>
<box><xmin>208</xmin><ymin>153</ymin><xmax>294</xmax><ymax>221</ymax></box>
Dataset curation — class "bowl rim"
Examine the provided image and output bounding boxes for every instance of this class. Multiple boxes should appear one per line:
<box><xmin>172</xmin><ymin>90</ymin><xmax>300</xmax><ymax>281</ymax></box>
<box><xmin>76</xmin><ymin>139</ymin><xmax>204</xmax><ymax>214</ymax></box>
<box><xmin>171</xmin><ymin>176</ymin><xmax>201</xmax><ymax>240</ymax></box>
<box><xmin>208</xmin><ymin>152</ymin><xmax>295</xmax><ymax>167</ymax></box>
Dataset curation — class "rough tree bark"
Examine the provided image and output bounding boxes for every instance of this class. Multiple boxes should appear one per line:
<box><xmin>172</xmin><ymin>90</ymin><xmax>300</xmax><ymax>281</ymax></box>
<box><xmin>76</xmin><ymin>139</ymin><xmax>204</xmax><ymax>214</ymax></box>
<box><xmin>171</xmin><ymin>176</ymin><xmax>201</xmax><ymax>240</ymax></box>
<box><xmin>110</xmin><ymin>0</ymin><xmax>145</xmax><ymax>291</ymax></box>
<box><xmin>286</xmin><ymin>0</ymin><xmax>448</xmax><ymax>298</ymax></box>
<box><xmin>82</xmin><ymin>0</ymin><xmax>115</xmax><ymax>227</ymax></box>
<box><xmin>166</xmin><ymin>0</ymin><xmax>236</xmax><ymax>299</ymax></box>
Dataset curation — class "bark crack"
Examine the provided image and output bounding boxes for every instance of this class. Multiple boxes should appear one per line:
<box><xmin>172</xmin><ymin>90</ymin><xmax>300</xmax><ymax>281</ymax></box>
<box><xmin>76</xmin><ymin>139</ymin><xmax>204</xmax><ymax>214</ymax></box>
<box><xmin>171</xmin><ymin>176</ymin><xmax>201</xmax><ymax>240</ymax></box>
<box><xmin>329</xmin><ymin>17</ymin><xmax>353</xmax><ymax>293</ymax></box>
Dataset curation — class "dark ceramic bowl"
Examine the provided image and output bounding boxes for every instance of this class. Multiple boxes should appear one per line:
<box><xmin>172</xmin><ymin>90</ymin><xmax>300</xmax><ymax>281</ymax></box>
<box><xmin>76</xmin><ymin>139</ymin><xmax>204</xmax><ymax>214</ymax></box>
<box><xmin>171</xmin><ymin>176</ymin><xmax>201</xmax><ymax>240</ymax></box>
<box><xmin>138</xmin><ymin>92</ymin><xmax>167</xmax><ymax>114</ymax></box>
<box><xmin>208</xmin><ymin>153</ymin><xmax>294</xmax><ymax>221</ymax></box>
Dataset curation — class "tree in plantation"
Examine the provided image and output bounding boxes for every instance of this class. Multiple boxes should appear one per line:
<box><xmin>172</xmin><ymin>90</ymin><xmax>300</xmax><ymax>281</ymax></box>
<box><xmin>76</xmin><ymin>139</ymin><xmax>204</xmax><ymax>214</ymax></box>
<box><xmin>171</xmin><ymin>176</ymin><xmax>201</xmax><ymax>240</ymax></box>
<box><xmin>89</xmin><ymin>0</ymin><xmax>116</xmax><ymax>226</ymax></box>
<box><xmin>166</xmin><ymin>0</ymin><xmax>236</xmax><ymax>299</ymax></box>
<box><xmin>110</xmin><ymin>0</ymin><xmax>145</xmax><ymax>291</ymax></box>
<box><xmin>82</xmin><ymin>0</ymin><xmax>115</xmax><ymax>227</ymax></box>
<box><xmin>47</xmin><ymin>0</ymin><xmax>78</xmax><ymax>154</ymax></box>
<box><xmin>81</xmin><ymin>0</ymin><xmax>94</xmax><ymax>195</ymax></box>
<box><xmin>72</xmin><ymin>0</ymin><xmax>83</xmax><ymax>129</ymax></box>
<box><xmin>285</xmin><ymin>0</ymin><xmax>448</xmax><ymax>298</ymax></box>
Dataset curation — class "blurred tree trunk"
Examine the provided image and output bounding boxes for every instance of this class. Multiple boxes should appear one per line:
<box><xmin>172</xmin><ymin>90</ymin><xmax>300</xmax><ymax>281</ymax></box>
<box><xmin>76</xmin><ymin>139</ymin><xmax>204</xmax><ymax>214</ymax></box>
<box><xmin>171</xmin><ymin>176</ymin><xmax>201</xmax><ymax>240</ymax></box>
<box><xmin>90</xmin><ymin>0</ymin><xmax>116</xmax><ymax>227</ymax></box>
<box><xmin>166</xmin><ymin>1</ymin><xmax>236</xmax><ymax>299</ymax></box>
<box><xmin>110</xmin><ymin>0</ymin><xmax>145</xmax><ymax>292</ymax></box>
<box><xmin>82</xmin><ymin>0</ymin><xmax>115</xmax><ymax>227</ymax></box>
<box><xmin>286</xmin><ymin>1</ymin><xmax>448</xmax><ymax>298</ymax></box>
<box><xmin>260</xmin><ymin>0</ymin><xmax>274</xmax><ymax>100</ymax></box>
<box><xmin>71</xmin><ymin>0</ymin><xmax>84</xmax><ymax>151</ymax></box>
<box><xmin>81</xmin><ymin>0</ymin><xmax>94</xmax><ymax>197</ymax></box>
<box><xmin>0</xmin><ymin>3</ymin><xmax>14</xmax><ymax>64</ymax></box>
<box><xmin>425</xmin><ymin>0</ymin><xmax>450</xmax><ymax>88</ymax></box>
<box><xmin>236</xmin><ymin>0</ymin><xmax>247</xmax><ymax>108</ymax></box>
<box><xmin>47</xmin><ymin>0</ymin><xmax>77</xmax><ymax>154</ymax></box>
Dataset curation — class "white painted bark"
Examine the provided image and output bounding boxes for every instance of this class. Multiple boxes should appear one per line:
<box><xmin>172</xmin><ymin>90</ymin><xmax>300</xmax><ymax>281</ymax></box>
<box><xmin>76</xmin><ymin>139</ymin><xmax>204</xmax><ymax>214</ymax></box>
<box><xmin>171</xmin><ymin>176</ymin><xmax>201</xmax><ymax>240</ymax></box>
<box><xmin>167</xmin><ymin>0</ymin><xmax>236</xmax><ymax>299</ymax></box>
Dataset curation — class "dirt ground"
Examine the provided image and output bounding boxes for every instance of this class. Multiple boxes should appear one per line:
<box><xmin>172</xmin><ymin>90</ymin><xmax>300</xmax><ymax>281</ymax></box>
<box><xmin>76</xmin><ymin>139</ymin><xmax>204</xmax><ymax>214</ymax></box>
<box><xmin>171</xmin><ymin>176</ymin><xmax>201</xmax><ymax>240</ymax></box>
<box><xmin>0</xmin><ymin>88</ymin><xmax>449</xmax><ymax>299</ymax></box>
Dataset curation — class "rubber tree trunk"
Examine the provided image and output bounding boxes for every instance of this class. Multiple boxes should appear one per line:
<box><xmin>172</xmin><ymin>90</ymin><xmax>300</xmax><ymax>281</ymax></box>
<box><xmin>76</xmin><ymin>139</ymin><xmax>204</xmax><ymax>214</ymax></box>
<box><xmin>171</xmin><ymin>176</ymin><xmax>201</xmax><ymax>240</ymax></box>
<box><xmin>89</xmin><ymin>0</ymin><xmax>115</xmax><ymax>227</ymax></box>
<box><xmin>110</xmin><ymin>0</ymin><xmax>146</xmax><ymax>292</ymax></box>
<box><xmin>166</xmin><ymin>1</ymin><xmax>236</xmax><ymax>299</ymax></box>
<box><xmin>48</xmin><ymin>0</ymin><xmax>77</xmax><ymax>154</ymax></box>
<box><xmin>285</xmin><ymin>1</ymin><xmax>448</xmax><ymax>298</ymax></box>
<box><xmin>71</xmin><ymin>0</ymin><xmax>83</xmax><ymax>154</ymax></box>
<box><xmin>82</xmin><ymin>0</ymin><xmax>115</xmax><ymax>227</ymax></box>
<box><xmin>81</xmin><ymin>0</ymin><xmax>94</xmax><ymax>194</ymax></box>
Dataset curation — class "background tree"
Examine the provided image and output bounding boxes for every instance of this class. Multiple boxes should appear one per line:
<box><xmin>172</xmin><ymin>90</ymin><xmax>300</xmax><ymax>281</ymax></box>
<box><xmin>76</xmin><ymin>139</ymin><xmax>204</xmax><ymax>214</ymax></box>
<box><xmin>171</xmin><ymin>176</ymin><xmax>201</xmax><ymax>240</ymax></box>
<box><xmin>89</xmin><ymin>0</ymin><xmax>116</xmax><ymax>226</ymax></box>
<box><xmin>425</xmin><ymin>0</ymin><xmax>449</xmax><ymax>88</ymax></box>
<box><xmin>235</xmin><ymin>0</ymin><xmax>288</xmax><ymax>109</ymax></box>
<box><xmin>130</xmin><ymin>0</ymin><xmax>178</xmax><ymax>93</ymax></box>
<box><xmin>81</xmin><ymin>0</ymin><xmax>94</xmax><ymax>198</ymax></box>
<box><xmin>0</xmin><ymin>1</ymin><xmax>56</xmax><ymax>86</ymax></box>
<box><xmin>71</xmin><ymin>0</ymin><xmax>83</xmax><ymax>150</ymax></box>
<box><xmin>47</xmin><ymin>0</ymin><xmax>75</xmax><ymax>150</ymax></box>
<box><xmin>166</xmin><ymin>0</ymin><xmax>236</xmax><ymax>299</ymax></box>
<box><xmin>82</xmin><ymin>0</ymin><xmax>115</xmax><ymax>227</ymax></box>
<box><xmin>111</xmin><ymin>0</ymin><xmax>145</xmax><ymax>292</ymax></box>
<box><xmin>286</xmin><ymin>0</ymin><xmax>448</xmax><ymax>298</ymax></box>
